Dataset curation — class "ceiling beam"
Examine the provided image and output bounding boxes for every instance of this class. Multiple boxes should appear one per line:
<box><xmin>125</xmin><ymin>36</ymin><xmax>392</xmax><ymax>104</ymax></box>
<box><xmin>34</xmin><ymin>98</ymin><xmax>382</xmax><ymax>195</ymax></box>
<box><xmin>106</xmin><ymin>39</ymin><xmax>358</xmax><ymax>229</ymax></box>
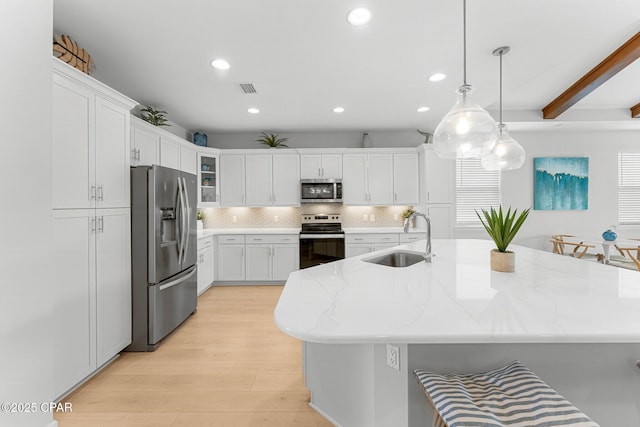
<box><xmin>542</xmin><ymin>31</ymin><xmax>640</xmax><ymax>119</ymax></box>
<box><xmin>631</xmin><ymin>102</ymin><xmax>640</xmax><ymax>118</ymax></box>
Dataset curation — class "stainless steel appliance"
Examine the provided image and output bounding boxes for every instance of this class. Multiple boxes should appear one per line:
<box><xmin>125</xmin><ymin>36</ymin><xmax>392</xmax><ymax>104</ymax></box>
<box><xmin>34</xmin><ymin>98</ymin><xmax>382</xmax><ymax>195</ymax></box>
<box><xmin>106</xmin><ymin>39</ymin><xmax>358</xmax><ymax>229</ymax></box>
<box><xmin>299</xmin><ymin>214</ymin><xmax>345</xmax><ymax>269</ymax></box>
<box><xmin>300</xmin><ymin>179</ymin><xmax>343</xmax><ymax>204</ymax></box>
<box><xmin>127</xmin><ymin>165</ymin><xmax>197</xmax><ymax>351</ymax></box>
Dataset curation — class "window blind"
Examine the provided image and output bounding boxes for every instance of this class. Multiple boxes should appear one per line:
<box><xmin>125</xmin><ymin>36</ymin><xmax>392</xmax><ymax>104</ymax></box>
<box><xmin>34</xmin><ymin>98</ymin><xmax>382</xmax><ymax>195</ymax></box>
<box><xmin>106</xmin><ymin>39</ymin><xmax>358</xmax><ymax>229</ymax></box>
<box><xmin>618</xmin><ymin>152</ymin><xmax>640</xmax><ymax>224</ymax></box>
<box><xmin>456</xmin><ymin>158</ymin><xmax>501</xmax><ymax>225</ymax></box>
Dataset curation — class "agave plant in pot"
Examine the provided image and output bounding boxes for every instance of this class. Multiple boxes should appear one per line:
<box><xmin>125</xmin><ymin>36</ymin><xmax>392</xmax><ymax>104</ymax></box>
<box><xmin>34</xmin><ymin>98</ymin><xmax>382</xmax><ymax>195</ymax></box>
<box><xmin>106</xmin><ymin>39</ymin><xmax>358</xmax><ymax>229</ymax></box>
<box><xmin>476</xmin><ymin>206</ymin><xmax>530</xmax><ymax>272</ymax></box>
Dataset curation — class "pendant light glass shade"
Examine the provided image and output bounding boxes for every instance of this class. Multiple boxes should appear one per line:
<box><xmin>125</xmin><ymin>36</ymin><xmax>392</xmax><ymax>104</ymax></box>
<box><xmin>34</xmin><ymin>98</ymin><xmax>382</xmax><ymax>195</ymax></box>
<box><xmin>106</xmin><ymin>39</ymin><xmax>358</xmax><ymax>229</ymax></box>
<box><xmin>433</xmin><ymin>84</ymin><xmax>498</xmax><ymax>159</ymax></box>
<box><xmin>480</xmin><ymin>124</ymin><xmax>525</xmax><ymax>170</ymax></box>
<box><xmin>481</xmin><ymin>46</ymin><xmax>526</xmax><ymax>170</ymax></box>
<box><xmin>432</xmin><ymin>0</ymin><xmax>499</xmax><ymax>159</ymax></box>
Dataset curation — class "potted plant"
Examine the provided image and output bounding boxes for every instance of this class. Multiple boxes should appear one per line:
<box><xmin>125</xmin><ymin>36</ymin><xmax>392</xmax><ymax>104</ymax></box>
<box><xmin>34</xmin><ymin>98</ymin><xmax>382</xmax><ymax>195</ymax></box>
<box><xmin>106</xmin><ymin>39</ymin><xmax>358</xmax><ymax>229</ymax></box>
<box><xmin>140</xmin><ymin>105</ymin><xmax>170</xmax><ymax>127</ymax></box>
<box><xmin>256</xmin><ymin>132</ymin><xmax>289</xmax><ymax>148</ymax></box>
<box><xmin>196</xmin><ymin>210</ymin><xmax>205</xmax><ymax>230</ymax></box>
<box><xmin>402</xmin><ymin>207</ymin><xmax>416</xmax><ymax>228</ymax></box>
<box><xmin>475</xmin><ymin>205</ymin><xmax>530</xmax><ymax>272</ymax></box>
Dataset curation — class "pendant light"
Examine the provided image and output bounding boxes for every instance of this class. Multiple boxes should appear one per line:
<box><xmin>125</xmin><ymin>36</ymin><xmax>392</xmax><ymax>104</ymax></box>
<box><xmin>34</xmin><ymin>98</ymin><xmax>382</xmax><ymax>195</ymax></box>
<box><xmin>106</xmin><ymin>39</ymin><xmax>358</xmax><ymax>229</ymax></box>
<box><xmin>433</xmin><ymin>0</ymin><xmax>498</xmax><ymax>159</ymax></box>
<box><xmin>481</xmin><ymin>46</ymin><xmax>526</xmax><ymax>171</ymax></box>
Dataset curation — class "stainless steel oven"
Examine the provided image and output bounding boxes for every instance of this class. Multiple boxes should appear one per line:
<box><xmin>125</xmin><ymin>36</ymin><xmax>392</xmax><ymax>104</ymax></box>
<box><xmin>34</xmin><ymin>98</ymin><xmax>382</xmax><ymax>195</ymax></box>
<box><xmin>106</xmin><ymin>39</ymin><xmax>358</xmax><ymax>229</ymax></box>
<box><xmin>299</xmin><ymin>214</ymin><xmax>345</xmax><ymax>269</ymax></box>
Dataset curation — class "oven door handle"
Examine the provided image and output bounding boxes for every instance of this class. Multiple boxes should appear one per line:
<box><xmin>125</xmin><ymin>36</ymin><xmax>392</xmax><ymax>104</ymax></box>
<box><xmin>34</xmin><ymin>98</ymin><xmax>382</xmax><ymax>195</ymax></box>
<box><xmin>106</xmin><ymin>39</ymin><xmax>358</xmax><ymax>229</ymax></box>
<box><xmin>299</xmin><ymin>234</ymin><xmax>345</xmax><ymax>239</ymax></box>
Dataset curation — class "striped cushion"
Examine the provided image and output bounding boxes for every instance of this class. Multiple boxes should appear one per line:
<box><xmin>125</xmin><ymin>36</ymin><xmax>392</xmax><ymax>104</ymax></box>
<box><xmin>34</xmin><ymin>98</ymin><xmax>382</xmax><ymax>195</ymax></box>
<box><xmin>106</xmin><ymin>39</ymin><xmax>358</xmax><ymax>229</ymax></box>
<box><xmin>414</xmin><ymin>360</ymin><xmax>600</xmax><ymax>427</ymax></box>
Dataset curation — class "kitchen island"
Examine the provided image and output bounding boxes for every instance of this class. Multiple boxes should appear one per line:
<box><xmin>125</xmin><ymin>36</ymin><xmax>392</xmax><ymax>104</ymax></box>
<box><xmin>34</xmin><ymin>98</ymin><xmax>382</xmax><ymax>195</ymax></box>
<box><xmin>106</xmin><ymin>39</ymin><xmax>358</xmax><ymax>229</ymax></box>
<box><xmin>274</xmin><ymin>239</ymin><xmax>640</xmax><ymax>427</ymax></box>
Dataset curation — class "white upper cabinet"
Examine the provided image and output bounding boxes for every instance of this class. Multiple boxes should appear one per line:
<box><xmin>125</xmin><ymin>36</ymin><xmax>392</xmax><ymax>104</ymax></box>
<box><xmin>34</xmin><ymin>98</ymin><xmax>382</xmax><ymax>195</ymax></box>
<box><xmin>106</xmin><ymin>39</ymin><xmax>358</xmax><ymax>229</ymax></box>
<box><xmin>342</xmin><ymin>152</ymin><xmax>394</xmax><ymax>205</ymax></box>
<box><xmin>130</xmin><ymin>117</ymin><xmax>159</xmax><ymax>167</ymax></box>
<box><xmin>52</xmin><ymin>59</ymin><xmax>135</xmax><ymax>210</ymax></box>
<box><xmin>198</xmin><ymin>153</ymin><xmax>219</xmax><ymax>207</ymax></box>
<box><xmin>159</xmin><ymin>135</ymin><xmax>181</xmax><ymax>171</ymax></box>
<box><xmin>242</xmin><ymin>153</ymin><xmax>300</xmax><ymax>207</ymax></box>
<box><xmin>300</xmin><ymin>154</ymin><xmax>342</xmax><ymax>179</ymax></box>
<box><xmin>272</xmin><ymin>155</ymin><xmax>300</xmax><ymax>206</ymax></box>
<box><xmin>342</xmin><ymin>154</ymin><xmax>369</xmax><ymax>205</ymax></box>
<box><xmin>368</xmin><ymin>154</ymin><xmax>394</xmax><ymax>205</ymax></box>
<box><xmin>180</xmin><ymin>145</ymin><xmax>198</xmax><ymax>176</ymax></box>
<box><xmin>220</xmin><ymin>154</ymin><xmax>246</xmax><ymax>206</ymax></box>
<box><xmin>52</xmin><ymin>73</ymin><xmax>94</xmax><ymax>209</ymax></box>
<box><xmin>421</xmin><ymin>146</ymin><xmax>454</xmax><ymax>204</ymax></box>
<box><xmin>245</xmin><ymin>155</ymin><xmax>273</xmax><ymax>206</ymax></box>
<box><xmin>393</xmin><ymin>153</ymin><xmax>419</xmax><ymax>205</ymax></box>
<box><xmin>94</xmin><ymin>97</ymin><xmax>131</xmax><ymax>208</ymax></box>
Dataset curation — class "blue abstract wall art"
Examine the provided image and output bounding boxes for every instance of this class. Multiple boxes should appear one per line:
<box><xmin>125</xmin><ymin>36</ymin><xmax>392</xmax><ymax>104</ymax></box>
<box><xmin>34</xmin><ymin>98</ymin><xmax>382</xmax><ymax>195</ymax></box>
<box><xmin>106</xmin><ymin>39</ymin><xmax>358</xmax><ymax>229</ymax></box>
<box><xmin>533</xmin><ymin>157</ymin><xmax>589</xmax><ymax>210</ymax></box>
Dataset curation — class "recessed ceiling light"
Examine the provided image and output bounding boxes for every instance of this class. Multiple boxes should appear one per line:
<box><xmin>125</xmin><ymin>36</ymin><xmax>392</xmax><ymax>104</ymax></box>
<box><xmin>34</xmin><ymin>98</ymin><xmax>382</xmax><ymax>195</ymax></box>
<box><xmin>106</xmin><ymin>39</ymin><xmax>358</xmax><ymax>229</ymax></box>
<box><xmin>428</xmin><ymin>73</ymin><xmax>447</xmax><ymax>82</ymax></box>
<box><xmin>347</xmin><ymin>8</ymin><xmax>371</xmax><ymax>26</ymax></box>
<box><xmin>248</xmin><ymin>107</ymin><xmax>260</xmax><ymax>114</ymax></box>
<box><xmin>210</xmin><ymin>59</ymin><xmax>230</xmax><ymax>70</ymax></box>
<box><xmin>332</xmin><ymin>106</ymin><xmax>345</xmax><ymax>113</ymax></box>
<box><xmin>417</xmin><ymin>106</ymin><xmax>430</xmax><ymax>113</ymax></box>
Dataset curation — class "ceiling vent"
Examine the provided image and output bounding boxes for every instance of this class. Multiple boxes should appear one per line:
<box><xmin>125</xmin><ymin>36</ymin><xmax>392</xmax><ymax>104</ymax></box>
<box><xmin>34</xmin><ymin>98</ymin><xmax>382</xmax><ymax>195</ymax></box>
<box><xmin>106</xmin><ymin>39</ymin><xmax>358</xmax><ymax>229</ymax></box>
<box><xmin>239</xmin><ymin>83</ymin><xmax>257</xmax><ymax>94</ymax></box>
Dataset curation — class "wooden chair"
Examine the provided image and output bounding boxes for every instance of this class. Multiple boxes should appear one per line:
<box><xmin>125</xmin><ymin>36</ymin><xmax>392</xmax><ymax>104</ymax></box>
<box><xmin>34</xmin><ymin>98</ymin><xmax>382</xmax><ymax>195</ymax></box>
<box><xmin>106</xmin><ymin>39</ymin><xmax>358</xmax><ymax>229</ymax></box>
<box><xmin>549</xmin><ymin>235</ymin><xmax>595</xmax><ymax>259</ymax></box>
<box><xmin>611</xmin><ymin>244</ymin><xmax>640</xmax><ymax>271</ymax></box>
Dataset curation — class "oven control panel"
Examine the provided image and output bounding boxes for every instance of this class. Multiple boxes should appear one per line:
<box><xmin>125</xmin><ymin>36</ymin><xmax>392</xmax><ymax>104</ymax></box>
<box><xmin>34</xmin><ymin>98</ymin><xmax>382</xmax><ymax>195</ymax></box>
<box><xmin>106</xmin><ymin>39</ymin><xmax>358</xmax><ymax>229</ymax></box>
<box><xmin>301</xmin><ymin>214</ymin><xmax>342</xmax><ymax>224</ymax></box>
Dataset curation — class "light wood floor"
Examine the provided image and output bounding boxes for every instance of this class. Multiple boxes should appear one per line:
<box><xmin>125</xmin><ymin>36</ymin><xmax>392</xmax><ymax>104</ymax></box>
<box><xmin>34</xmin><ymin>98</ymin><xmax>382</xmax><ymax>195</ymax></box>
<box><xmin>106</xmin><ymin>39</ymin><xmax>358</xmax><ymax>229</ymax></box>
<box><xmin>55</xmin><ymin>285</ymin><xmax>333</xmax><ymax>427</ymax></box>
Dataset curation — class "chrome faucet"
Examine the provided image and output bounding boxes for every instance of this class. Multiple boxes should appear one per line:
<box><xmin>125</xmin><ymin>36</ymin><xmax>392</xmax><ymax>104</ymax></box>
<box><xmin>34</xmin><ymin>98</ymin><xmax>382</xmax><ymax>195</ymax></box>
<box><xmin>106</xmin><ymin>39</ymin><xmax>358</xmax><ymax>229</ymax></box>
<box><xmin>404</xmin><ymin>211</ymin><xmax>433</xmax><ymax>262</ymax></box>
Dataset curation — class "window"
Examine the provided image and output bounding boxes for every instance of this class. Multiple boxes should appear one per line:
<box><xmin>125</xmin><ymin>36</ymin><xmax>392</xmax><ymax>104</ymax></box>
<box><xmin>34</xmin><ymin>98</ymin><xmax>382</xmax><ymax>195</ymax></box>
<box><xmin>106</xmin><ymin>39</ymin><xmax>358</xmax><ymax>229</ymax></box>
<box><xmin>618</xmin><ymin>153</ymin><xmax>640</xmax><ymax>225</ymax></box>
<box><xmin>456</xmin><ymin>158</ymin><xmax>501</xmax><ymax>225</ymax></box>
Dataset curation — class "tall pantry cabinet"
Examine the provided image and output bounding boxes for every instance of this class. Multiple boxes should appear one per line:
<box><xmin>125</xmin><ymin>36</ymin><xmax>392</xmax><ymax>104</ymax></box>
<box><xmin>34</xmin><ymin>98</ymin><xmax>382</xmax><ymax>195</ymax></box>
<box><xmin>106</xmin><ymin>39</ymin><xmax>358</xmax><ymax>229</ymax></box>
<box><xmin>51</xmin><ymin>58</ymin><xmax>137</xmax><ymax>399</ymax></box>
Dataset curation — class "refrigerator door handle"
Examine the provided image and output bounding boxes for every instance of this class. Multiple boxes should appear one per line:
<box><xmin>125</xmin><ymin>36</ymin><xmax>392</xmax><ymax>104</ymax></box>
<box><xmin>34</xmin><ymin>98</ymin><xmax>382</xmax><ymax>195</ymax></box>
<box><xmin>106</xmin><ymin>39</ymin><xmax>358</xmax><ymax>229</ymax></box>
<box><xmin>158</xmin><ymin>265</ymin><xmax>197</xmax><ymax>291</ymax></box>
<box><xmin>181</xmin><ymin>177</ymin><xmax>190</xmax><ymax>265</ymax></box>
<box><xmin>176</xmin><ymin>177</ymin><xmax>184</xmax><ymax>263</ymax></box>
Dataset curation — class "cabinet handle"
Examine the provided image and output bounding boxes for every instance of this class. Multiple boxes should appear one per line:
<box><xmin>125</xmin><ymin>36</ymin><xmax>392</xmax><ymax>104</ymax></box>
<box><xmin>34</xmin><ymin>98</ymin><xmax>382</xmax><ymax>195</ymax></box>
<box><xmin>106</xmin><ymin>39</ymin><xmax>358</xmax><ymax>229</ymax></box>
<box><xmin>322</xmin><ymin>167</ymin><xmax>325</xmax><ymax>177</ymax></box>
<box><xmin>90</xmin><ymin>185</ymin><xmax>96</xmax><ymax>201</ymax></box>
<box><xmin>98</xmin><ymin>185</ymin><xmax>104</xmax><ymax>201</ymax></box>
<box><xmin>354</xmin><ymin>238</ymin><xmax>363</xmax><ymax>241</ymax></box>
<box><xmin>318</xmin><ymin>167</ymin><xmax>322</xmax><ymax>177</ymax></box>
<box><xmin>427</xmin><ymin>191</ymin><xmax>430</xmax><ymax>201</ymax></box>
<box><xmin>382</xmin><ymin>238</ymin><xmax>391</xmax><ymax>240</ymax></box>
<box><xmin>131</xmin><ymin>149</ymin><xmax>136</xmax><ymax>162</ymax></box>
<box><xmin>98</xmin><ymin>216</ymin><xmax>104</xmax><ymax>233</ymax></box>
<box><xmin>254</xmin><ymin>238</ymin><xmax>263</xmax><ymax>241</ymax></box>
<box><xmin>91</xmin><ymin>218</ymin><xmax>96</xmax><ymax>233</ymax></box>
<box><xmin>137</xmin><ymin>149</ymin><xmax>141</xmax><ymax>161</ymax></box>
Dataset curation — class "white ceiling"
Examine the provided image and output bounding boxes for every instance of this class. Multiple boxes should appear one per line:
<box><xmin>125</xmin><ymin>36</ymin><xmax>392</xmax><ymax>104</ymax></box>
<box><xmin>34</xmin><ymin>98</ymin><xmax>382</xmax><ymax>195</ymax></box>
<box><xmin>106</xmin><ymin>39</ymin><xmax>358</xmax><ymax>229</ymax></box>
<box><xmin>53</xmin><ymin>0</ymin><xmax>640</xmax><ymax>134</ymax></box>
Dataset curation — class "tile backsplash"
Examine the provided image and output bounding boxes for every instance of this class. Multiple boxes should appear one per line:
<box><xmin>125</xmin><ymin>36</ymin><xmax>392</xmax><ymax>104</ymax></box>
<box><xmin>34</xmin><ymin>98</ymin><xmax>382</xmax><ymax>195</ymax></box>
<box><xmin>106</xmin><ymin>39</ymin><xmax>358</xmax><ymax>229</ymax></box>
<box><xmin>201</xmin><ymin>205</ymin><xmax>415</xmax><ymax>229</ymax></box>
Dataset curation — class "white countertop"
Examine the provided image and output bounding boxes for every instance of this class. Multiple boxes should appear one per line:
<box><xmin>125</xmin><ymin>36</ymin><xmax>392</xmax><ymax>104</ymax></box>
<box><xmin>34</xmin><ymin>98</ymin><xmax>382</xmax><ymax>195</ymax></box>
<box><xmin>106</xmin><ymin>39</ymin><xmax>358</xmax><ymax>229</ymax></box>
<box><xmin>274</xmin><ymin>239</ymin><xmax>640</xmax><ymax>344</ymax></box>
<box><xmin>198</xmin><ymin>228</ymin><xmax>300</xmax><ymax>239</ymax></box>
<box><xmin>343</xmin><ymin>227</ymin><xmax>426</xmax><ymax>234</ymax></box>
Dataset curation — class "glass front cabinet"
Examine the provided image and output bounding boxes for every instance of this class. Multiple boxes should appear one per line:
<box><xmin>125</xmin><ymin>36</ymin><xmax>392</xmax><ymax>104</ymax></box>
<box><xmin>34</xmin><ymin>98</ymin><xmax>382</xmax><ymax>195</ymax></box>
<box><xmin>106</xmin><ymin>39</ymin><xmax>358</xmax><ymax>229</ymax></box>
<box><xmin>198</xmin><ymin>153</ymin><xmax>219</xmax><ymax>207</ymax></box>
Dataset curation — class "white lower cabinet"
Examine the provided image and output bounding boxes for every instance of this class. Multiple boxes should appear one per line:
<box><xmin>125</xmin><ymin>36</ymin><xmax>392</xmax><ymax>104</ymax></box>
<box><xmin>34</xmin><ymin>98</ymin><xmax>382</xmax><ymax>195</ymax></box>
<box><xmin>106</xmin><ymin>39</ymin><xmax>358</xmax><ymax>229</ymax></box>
<box><xmin>215</xmin><ymin>234</ymin><xmax>299</xmax><ymax>282</ymax></box>
<box><xmin>53</xmin><ymin>207</ymin><xmax>131</xmax><ymax>399</ymax></box>
<box><xmin>345</xmin><ymin>233</ymin><xmax>400</xmax><ymax>258</ymax></box>
<box><xmin>245</xmin><ymin>235</ymin><xmax>299</xmax><ymax>281</ymax></box>
<box><xmin>197</xmin><ymin>236</ymin><xmax>214</xmax><ymax>294</ymax></box>
<box><xmin>216</xmin><ymin>235</ymin><xmax>246</xmax><ymax>281</ymax></box>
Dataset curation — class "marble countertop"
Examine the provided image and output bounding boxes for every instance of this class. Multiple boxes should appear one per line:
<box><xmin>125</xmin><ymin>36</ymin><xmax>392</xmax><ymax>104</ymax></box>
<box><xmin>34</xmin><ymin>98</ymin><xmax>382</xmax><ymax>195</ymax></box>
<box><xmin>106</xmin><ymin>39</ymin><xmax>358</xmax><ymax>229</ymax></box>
<box><xmin>343</xmin><ymin>227</ymin><xmax>426</xmax><ymax>234</ymax></box>
<box><xmin>274</xmin><ymin>239</ymin><xmax>640</xmax><ymax>344</ymax></box>
<box><xmin>198</xmin><ymin>228</ymin><xmax>300</xmax><ymax>239</ymax></box>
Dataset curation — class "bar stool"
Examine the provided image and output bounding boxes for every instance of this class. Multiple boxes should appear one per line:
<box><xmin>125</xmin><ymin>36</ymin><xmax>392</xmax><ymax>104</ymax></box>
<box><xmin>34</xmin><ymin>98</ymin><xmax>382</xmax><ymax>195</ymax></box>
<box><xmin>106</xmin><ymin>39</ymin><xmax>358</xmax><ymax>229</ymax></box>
<box><xmin>414</xmin><ymin>360</ymin><xmax>599</xmax><ymax>427</ymax></box>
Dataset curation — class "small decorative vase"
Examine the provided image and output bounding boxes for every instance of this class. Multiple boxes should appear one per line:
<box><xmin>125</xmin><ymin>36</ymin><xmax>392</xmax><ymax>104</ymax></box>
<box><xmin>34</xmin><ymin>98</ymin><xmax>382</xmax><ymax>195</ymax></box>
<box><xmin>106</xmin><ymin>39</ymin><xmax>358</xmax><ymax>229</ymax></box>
<box><xmin>362</xmin><ymin>132</ymin><xmax>371</xmax><ymax>148</ymax></box>
<box><xmin>490</xmin><ymin>249</ymin><xmax>515</xmax><ymax>272</ymax></box>
<box><xmin>193</xmin><ymin>132</ymin><xmax>208</xmax><ymax>147</ymax></box>
<box><xmin>602</xmin><ymin>229</ymin><xmax>617</xmax><ymax>241</ymax></box>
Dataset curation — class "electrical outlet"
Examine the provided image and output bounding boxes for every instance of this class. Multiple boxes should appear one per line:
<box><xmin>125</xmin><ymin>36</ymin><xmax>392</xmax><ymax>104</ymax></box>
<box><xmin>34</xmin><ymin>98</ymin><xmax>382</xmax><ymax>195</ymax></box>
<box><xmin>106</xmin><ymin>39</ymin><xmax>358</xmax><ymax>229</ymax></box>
<box><xmin>387</xmin><ymin>344</ymin><xmax>400</xmax><ymax>371</ymax></box>
<box><xmin>393</xmin><ymin>214</ymin><xmax>398</xmax><ymax>221</ymax></box>
<box><xmin>274</xmin><ymin>215</ymin><xmax>279</xmax><ymax>223</ymax></box>
<box><xmin>370</xmin><ymin>214</ymin><xmax>375</xmax><ymax>222</ymax></box>
<box><xmin>232</xmin><ymin>215</ymin><xmax>238</xmax><ymax>223</ymax></box>
<box><xmin>363</xmin><ymin>214</ymin><xmax>369</xmax><ymax>221</ymax></box>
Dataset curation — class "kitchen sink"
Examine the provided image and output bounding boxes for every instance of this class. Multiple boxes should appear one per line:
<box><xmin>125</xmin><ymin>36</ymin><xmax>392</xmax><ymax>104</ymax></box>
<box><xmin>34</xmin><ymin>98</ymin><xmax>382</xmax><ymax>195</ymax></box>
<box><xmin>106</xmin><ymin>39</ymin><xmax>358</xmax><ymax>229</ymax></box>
<box><xmin>363</xmin><ymin>250</ymin><xmax>426</xmax><ymax>268</ymax></box>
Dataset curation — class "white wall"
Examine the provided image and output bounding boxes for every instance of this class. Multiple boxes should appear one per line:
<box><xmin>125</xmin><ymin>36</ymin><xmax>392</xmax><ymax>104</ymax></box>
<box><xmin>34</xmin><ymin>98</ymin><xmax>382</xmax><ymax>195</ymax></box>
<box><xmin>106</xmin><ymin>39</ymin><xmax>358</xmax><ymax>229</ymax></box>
<box><xmin>0</xmin><ymin>2</ymin><xmax>55</xmax><ymax>427</ymax></box>
<box><xmin>456</xmin><ymin>128</ymin><xmax>640</xmax><ymax>249</ymax></box>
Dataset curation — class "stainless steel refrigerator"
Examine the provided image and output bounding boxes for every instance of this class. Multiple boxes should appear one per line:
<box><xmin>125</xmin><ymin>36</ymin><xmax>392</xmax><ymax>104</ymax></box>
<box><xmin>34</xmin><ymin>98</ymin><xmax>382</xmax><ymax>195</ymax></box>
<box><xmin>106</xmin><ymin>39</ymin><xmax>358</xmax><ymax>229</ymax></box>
<box><xmin>127</xmin><ymin>165</ymin><xmax>197</xmax><ymax>351</ymax></box>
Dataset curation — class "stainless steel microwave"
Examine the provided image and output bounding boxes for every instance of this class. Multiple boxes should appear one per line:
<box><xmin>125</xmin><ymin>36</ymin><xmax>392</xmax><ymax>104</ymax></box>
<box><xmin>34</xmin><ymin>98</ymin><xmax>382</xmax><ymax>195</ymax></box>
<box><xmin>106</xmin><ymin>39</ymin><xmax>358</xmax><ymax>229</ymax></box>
<box><xmin>300</xmin><ymin>179</ymin><xmax>343</xmax><ymax>203</ymax></box>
